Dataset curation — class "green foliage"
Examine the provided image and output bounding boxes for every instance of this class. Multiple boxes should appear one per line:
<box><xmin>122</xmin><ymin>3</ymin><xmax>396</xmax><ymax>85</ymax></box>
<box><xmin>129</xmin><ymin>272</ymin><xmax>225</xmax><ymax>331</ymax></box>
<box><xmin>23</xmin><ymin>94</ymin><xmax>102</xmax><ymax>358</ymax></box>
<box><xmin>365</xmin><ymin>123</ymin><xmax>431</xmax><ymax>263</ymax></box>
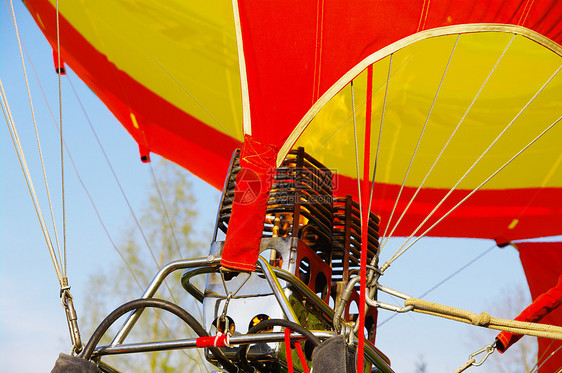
<box><xmin>81</xmin><ymin>159</ymin><xmax>213</xmax><ymax>372</ymax></box>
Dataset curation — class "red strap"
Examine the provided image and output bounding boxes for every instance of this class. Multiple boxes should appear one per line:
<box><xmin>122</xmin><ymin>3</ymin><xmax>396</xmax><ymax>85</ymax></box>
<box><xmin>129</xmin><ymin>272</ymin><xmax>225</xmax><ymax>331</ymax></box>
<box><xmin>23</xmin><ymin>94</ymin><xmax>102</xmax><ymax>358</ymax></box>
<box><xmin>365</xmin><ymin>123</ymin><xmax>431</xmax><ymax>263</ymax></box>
<box><xmin>284</xmin><ymin>328</ymin><xmax>294</xmax><ymax>373</ymax></box>
<box><xmin>496</xmin><ymin>274</ymin><xmax>562</xmax><ymax>352</ymax></box>
<box><xmin>195</xmin><ymin>334</ymin><xmax>229</xmax><ymax>348</ymax></box>
<box><xmin>357</xmin><ymin>64</ymin><xmax>374</xmax><ymax>372</ymax></box>
<box><xmin>295</xmin><ymin>341</ymin><xmax>310</xmax><ymax>373</ymax></box>
<box><xmin>221</xmin><ymin>135</ymin><xmax>278</xmax><ymax>271</ymax></box>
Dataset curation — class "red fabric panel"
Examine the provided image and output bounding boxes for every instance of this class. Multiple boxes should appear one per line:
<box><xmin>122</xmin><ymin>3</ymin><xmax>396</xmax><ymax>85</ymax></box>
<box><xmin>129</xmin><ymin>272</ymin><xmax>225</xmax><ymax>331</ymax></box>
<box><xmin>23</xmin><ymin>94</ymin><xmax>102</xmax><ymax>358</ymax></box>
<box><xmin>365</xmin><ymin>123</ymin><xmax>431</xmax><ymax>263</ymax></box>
<box><xmin>496</xmin><ymin>242</ymin><xmax>562</xmax><ymax>371</ymax></box>
<box><xmin>233</xmin><ymin>1</ymin><xmax>562</xmax><ymax>263</ymax></box>
<box><xmin>221</xmin><ymin>135</ymin><xmax>278</xmax><ymax>271</ymax></box>
<box><xmin>337</xmin><ymin>175</ymin><xmax>562</xmax><ymax>241</ymax></box>
<box><xmin>237</xmin><ymin>0</ymin><xmax>562</xmax><ymax>149</ymax></box>
<box><xmin>496</xmin><ymin>274</ymin><xmax>562</xmax><ymax>351</ymax></box>
<box><xmin>25</xmin><ymin>0</ymin><xmax>240</xmax><ymax>190</ymax></box>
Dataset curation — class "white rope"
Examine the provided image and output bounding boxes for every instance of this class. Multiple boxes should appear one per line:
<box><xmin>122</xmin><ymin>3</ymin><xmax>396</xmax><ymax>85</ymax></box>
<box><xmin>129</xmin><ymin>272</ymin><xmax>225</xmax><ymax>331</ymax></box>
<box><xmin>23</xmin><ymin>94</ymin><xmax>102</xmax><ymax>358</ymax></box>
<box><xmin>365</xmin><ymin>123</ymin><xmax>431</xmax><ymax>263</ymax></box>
<box><xmin>380</xmin><ymin>35</ymin><xmax>460</xmax><ymax>250</ymax></box>
<box><xmin>0</xmin><ymin>76</ymin><xmax>64</xmax><ymax>285</ymax></box>
<box><xmin>64</xmin><ymin>76</ymin><xmax>181</xmax><ymax>304</ymax></box>
<box><xmin>6</xmin><ymin>1</ymin><xmax>67</xmax><ymax>284</ymax></box>
<box><xmin>385</xmin><ymin>112</ymin><xmax>562</xmax><ymax>269</ymax></box>
<box><xmin>56</xmin><ymin>0</ymin><xmax>68</xmax><ymax>280</ymax></box>
<box><xmin>24</xmin><ymin>54</ymin><xmax>146</xmax><ymax>291</ymax></box>
<box><xmin>8</xmin><ymin>0</ymin><xmax>65</xmax><ymax>281</ymax></box>
<box><xmin>66</xmin><ymin>75</ymin><xmax>198</xmax><ymax>359</ymax></box>
<box><xmin>149</xmin><ymin>163</ymin><xmax>184</xmax><ymax>258</ymax></box>
<box><xmin>368</xmin><ymin>54</ymin><xmax>393</xmax><ymax>214</ymax></box>
<box><xmin>377</xmin><ymin>244</ymin><xmax>496</xmax><ymax>328</ymax></box>
<box><xmin>351</xmin><ymin>80</ymin><xmax>363</xmax><ymax>221</ymax></box>
<box><xmin>406</xmin><ymin>298</ymin><xmax>562</xmax><ymax>340</ymax></box>
<box><xmin>381</xmin><ymin>35</ymin><xmax>516</xmax><ymax>271</ymax></box>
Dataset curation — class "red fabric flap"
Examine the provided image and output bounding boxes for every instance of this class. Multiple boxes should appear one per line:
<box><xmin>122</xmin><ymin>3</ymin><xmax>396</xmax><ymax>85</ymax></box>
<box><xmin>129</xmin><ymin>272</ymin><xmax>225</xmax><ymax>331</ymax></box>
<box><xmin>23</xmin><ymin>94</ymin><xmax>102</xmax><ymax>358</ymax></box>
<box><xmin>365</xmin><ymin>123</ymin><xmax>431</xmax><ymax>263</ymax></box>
<box><xmin>221</xmin><ymin>135</ymin><xmax>278</xmax><ymax>271</ymax></box>
<box><xmin>496</xmin><ymin>241</ymin><xmax>562</xmax><ymax>372</ymax></box>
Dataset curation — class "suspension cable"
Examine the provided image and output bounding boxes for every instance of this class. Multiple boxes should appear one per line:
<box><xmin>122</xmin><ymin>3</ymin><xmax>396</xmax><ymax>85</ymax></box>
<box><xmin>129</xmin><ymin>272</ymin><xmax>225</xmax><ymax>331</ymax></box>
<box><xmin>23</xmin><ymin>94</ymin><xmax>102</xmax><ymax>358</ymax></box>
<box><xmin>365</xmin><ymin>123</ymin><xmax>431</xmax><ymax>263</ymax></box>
<box><xmin>351</xmin><ymin>80</ymin><xmax>363</xmax><ymax>221</ymax></box>
<box><xmin>383</xmin><ymin>110</ymin><xmax>562</xmax><ymax>272</ymax></box>
<box><xmin>149</xmin><ymin>162</ymin><xmax>184</xmax><ymax>258</ymax></box>
<box><xmin>381</xmin><ymin>35</ymin><xmax>516</xmax><ymax>272</ymax></box>
<box><xmin>65</xmin><ymin>75</ymin><xmax>183</xmax><ymax>306</ymax></box>
<box><xmin>66</xmin><ymin>68</ymin><xmax>207</xmax><ymax>365</ymax></box>
<box><xmin>365</xmin><ymin>54</ymin><xmax>391</xmax><ymax>286</ymax></box>
<box><xmin>379</xmin><ymin>35</ymin><xmax>459</xmax><ymax>250</ymax></box>
<box><xmin>21</xmin><ymin>47</ymin><xmax>147</xmax><ymax>292</ymax></box>
<box><xmin>0</xmin><ymin>76</ymin><xmax>63</xmax><ymax>283</ymax></box>
<box><xmin>531</xmin><ymin>341</ymin><xmax>562</xmax><ymax>373</ymax></box>
<box><xmin>387</xmin><ymin>61</ymin><xmax>561</xmax><ymax>268</ymax></box>
<box><xmin>377</xmin><ymin>243</ymin><xmax>496</xmax><ymax>328</ymax></box>
<box><xmin>8</xmin><ymin>0</ymin><xmax>65</xmax><ymax>280</ymax></box>
<box><xmin>56</xmin><ymin>0</ymin><xmax>68</xmax><ymax>281</ymax></box>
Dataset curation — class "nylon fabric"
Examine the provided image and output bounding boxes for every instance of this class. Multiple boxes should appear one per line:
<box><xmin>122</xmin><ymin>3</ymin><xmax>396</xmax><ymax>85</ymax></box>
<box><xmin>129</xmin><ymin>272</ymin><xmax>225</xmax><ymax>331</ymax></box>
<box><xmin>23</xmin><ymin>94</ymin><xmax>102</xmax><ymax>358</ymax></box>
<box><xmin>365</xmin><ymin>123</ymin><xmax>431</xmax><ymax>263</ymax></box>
<box><xmin>24</xmin><ymin>0</ymin><xmax>242</xmax><ymax>190</ymax></box>
<box><xmin>237</xmin><ymin>0</ymin><xmax>562</xmax><ymax>151</ymax></box>
<box><xmin>496</xmin><ymin>274</ymin><xmax>562</xmax><ymax>352</ymax></box>
<box><xmin>24</xmin><ymin>0</ymin><xmax>562</xmax><ymax>248</ymax></box>
<box><xmin>512</xmin><ymin>241</ymin><xmax>562</xmax><ymax>372</ymax></box>
<box><xmin>221</xmin><ymin>135</ymin><xmax>278</xmax><ymax>271</ymax></box>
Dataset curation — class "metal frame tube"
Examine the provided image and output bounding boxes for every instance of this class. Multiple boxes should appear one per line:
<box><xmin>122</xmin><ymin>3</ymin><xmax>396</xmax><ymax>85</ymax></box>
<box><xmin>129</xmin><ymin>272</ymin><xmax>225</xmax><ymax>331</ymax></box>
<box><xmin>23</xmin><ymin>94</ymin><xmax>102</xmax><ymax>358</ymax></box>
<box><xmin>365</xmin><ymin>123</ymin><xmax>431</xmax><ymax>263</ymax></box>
<box><xmin>110</xmin><ymin>257</ymin><xmax>220</xmax><ymax>346</ymax></box>
<box><xmin>95</xmin><ymin>330</ymin><xmax>394</xmax><ymax>372</ymax></box>
<box><xmin>105</xmin><ymin>256</ymin><xmax>393</xmax><ymax>372</ymax></box>
<box><xmin>256</xmin><ymin>257</ymin><xmax>300</xmax><ymax>324</ymax></box>
<box><xmin>365</xmin><ymin>283</ymin><xmax>414</xmax><ymax>313</ymax></box>
<box><xmin>180</xmin><ymin>266</ymin><xmax>216</xmax><ymax>303</ymax></box>
<box><xmin>269</xmin><ymin>266</ymin><xmax>342</xmax><ymax>327</ymax></box>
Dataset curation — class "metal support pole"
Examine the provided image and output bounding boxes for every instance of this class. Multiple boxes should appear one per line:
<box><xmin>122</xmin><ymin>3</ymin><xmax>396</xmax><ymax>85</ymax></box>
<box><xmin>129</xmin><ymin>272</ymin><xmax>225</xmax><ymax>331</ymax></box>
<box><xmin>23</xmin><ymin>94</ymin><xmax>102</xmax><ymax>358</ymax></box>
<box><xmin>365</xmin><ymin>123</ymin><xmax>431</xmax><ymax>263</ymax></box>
<box><xmin>256</xmin><ymin>256</ymin><xmax>300</xmax><ymax>324</ymax></box>
<box><xmin>110</xmin><ymin>256</ymin><xmax>220</xmax><ymax>346</ymax></box>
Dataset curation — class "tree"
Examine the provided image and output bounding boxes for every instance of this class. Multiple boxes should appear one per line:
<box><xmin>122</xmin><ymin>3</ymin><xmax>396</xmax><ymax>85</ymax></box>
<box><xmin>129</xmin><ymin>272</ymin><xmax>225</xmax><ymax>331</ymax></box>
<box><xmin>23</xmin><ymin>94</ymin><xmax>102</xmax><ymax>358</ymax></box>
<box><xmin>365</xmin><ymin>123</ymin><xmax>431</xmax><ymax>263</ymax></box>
<box><xmin>466</xmin><ymin>284</ymin><xmax>537</xmax><ymax>373</ymax></box>
<box><xmin>81</xmin><ymin>159</ymin><xmax>215</xmax><ymax>372</ymax></box>
<box><xmin>414</xmin><ymin>355</ymin><xmax>427</xmax><ymax>373</ymax></box>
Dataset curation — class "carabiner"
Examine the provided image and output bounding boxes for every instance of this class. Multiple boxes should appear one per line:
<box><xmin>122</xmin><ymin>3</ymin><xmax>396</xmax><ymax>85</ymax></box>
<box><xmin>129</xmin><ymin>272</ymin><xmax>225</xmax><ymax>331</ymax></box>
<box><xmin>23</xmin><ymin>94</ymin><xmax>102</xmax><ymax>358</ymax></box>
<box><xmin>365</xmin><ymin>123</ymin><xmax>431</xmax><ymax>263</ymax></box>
<box><xmin>469</xmin><ymin>343</ymin><xmax>495</xmax><ymax>367</ymax></box>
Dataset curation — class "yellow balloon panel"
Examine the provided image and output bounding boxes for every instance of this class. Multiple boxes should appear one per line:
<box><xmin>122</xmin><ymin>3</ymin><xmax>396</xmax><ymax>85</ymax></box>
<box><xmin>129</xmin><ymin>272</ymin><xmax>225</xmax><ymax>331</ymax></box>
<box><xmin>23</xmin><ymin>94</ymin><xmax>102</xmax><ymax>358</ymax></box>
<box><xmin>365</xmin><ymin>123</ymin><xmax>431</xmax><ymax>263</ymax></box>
<box><xmin>296</xmin><ymin>32</ymin><xmax>562</xmax><ymax>190</ymax></box>
<box><xmin>51</xmin><ymin>0</ymin><xmax>243</xmax><ymax>141</ymax></box>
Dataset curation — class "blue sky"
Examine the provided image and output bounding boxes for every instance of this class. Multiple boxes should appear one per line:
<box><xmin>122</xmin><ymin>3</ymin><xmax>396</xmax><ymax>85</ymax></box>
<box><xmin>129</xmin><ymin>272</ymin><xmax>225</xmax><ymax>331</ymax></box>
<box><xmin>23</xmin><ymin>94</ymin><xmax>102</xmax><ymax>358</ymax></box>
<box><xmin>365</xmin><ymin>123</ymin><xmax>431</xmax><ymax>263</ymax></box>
<box><xmin>0</xmin><ymin>2</ymin><xmax>537</xmax><ymax>372</ymax></box>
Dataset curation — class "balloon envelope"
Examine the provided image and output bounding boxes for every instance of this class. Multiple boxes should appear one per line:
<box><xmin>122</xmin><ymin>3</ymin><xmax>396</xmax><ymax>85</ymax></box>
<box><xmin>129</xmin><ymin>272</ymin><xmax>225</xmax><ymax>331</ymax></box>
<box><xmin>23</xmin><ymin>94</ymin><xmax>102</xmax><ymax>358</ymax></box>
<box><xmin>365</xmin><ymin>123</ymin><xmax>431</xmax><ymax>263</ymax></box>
<box><xmin>23</xmin><ymin>0</ymin><xmax>562</xmax><ymax>242</ymax></box>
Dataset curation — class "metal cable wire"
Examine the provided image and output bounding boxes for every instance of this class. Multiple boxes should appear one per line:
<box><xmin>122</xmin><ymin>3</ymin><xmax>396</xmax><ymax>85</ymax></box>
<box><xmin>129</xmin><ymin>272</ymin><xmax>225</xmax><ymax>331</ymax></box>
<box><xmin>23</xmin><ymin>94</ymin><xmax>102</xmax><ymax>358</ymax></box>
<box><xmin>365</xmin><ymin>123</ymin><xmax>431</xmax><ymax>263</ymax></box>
<box><xmin>377</xmin><ymin>244</ymin><xmax>496</xmax><ymax>328</ymax></box>
<box><xmin>149</xmin><ymin>162</ymin><xmax>184</xmax><ymax>258</ymax></box>
<box><xmin>385</xmin><ymin>112</ymin><xmax>562</xmax><ymax>270</ymax></box>
<box><xmin>8</xmin><ymin>0</ymin><xmax>65</xmax><ymax>281</ymax></box>
<box><xmin>0</xmin><ymin>76</ymin><xmax>64</xmax><ymax>284</ymax></box>
<box><xmin>379</xmin><ymin>35</ymin><xmax>459</xmax><ymax>251</ymax></box>
<box><xmin>382</xmin><ymin>35</ymin><xmax>517</xmax><ymax>272</ymax></box>
<box><xmin>56</xmin><ymin>0</ymin><xmax>68</xmax><ymax>280</ymax></box>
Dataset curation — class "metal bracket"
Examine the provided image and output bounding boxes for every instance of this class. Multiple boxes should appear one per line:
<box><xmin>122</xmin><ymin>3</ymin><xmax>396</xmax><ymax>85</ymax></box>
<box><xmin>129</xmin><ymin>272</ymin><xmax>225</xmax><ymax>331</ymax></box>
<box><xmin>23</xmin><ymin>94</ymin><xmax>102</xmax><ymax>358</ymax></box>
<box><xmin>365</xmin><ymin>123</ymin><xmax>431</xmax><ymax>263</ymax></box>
<box><xmin>365</xmin><ymin>284</ymin><xmax>414</xmax><ymax>313</ymax></box>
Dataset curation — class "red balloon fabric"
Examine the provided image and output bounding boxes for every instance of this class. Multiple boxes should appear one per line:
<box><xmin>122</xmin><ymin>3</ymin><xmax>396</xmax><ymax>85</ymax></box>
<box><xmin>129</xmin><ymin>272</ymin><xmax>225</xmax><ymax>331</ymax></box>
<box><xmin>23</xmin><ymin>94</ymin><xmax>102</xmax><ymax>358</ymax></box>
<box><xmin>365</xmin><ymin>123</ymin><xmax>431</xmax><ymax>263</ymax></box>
<box><xmin>496</xmin><ymin>242</ymin><xmax>562</xmax><ymax>372</ymax></box>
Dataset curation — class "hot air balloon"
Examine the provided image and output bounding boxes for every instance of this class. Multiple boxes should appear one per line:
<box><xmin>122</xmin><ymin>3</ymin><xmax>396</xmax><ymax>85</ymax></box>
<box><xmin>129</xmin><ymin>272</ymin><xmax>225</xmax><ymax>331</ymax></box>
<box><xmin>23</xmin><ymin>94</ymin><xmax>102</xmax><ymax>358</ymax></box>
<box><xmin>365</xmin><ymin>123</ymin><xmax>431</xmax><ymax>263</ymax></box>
<box><xmin>3</xmin><ymin>0</ymin><xmax>562</xmax><ymax>371</ymax></box>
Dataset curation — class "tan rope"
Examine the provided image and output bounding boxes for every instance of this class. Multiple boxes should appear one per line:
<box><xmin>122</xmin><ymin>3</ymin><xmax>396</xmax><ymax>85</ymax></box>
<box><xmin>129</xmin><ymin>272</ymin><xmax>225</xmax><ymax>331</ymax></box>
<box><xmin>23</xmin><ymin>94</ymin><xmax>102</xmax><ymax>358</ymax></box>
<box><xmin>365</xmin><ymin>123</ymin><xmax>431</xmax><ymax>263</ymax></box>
<box><xmin>405</xmin><ymin>298</ymin><xmax>562</xmax><ymax>340</ymax></box>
